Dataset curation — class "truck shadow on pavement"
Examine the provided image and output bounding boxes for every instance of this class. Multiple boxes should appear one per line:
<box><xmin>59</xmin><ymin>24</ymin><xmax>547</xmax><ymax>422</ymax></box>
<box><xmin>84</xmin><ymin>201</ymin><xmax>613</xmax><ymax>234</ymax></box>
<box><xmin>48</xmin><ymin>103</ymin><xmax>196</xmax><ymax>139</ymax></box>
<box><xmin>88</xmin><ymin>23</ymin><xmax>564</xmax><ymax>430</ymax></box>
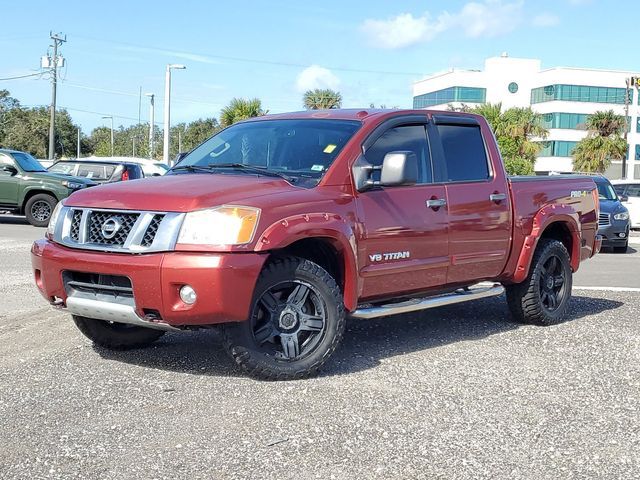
<box><xmin>92</xmin><ymin>295</ymin><xmax>623</xmax><ymax>378</ymax></box>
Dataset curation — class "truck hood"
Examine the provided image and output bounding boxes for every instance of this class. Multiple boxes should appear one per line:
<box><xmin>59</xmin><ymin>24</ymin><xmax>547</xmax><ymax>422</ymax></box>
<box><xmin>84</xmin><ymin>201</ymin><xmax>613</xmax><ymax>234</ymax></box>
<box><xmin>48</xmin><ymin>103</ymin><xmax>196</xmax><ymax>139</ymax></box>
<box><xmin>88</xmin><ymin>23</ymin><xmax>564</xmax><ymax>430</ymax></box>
<box><xmin>64</xmin><ymin>173</ymin><xmax>300</xmax><ymax>212</ymax></box>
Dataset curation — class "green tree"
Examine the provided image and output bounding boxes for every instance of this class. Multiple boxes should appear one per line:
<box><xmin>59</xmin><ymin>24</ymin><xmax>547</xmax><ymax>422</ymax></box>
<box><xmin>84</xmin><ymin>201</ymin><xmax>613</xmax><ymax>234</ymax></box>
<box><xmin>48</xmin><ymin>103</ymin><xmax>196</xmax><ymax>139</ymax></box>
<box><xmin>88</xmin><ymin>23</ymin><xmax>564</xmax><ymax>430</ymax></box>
<box><xmin>303</xmin><ymin>89</ymin><xmax>342</xmax><ymax>110</ymax></box>
<box><xmin>220</xmin><ymin>98</ymin><xmax>266</xmax><ymax>127</ymax></box>
<box><xmin>468</xmin><ymin>103</ymin><xmax>547</xmax><ymax>175</ymax></box>
<box><xmin>169</xmin><ymin>118</ymin><xmax>221</xmax><ymax>157</ymax></box>
<box><xmin>572</xmin><ymin>110</ymin><xmax>627</xmax><ymax>173</ymax></box>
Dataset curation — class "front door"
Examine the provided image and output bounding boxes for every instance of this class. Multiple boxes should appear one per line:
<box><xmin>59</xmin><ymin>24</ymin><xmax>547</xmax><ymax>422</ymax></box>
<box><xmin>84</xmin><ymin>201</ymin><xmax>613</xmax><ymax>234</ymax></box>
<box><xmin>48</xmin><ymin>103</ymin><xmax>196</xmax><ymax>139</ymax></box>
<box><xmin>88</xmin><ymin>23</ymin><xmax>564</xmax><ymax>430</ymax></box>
<box><xmin>0</xmin><ymin>153</ymin><xmax>19</xmax><ymax>207</ymax></box>
<box><xmin>355</xmin><ymin>122</ymin><xmax>449</xmax><ymax>301</ymax></box>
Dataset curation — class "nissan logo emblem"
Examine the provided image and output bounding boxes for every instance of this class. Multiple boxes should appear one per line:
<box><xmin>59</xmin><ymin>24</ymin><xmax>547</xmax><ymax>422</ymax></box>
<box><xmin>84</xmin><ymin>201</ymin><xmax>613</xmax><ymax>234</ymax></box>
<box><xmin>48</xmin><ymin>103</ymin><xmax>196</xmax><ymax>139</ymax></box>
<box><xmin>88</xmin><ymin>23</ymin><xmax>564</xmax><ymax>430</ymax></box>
<box><xmin>101</xmin><ymin>217</ymin><xmax>122</xmax><ymax>240</ymax></box>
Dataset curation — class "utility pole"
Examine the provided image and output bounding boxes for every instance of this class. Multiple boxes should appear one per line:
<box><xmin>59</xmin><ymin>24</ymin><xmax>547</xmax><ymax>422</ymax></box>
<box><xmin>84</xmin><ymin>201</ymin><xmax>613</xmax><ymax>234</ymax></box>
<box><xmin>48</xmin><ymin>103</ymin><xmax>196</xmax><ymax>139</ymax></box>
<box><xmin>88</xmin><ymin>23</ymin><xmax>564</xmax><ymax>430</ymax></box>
<box><xmin>77</xmin><ymin>128</ymin><xmax>80</xmax><ymax>158</ymax></box>
<box><xmin>145</xmin><ymin>93</ymin><xmax>155</xmax><ymax>159</ymax></box>
<box><xmin>47</xmin><ymin>32</ymin><xmax>67</xmax><ymax>160</ymax></box>
<box><xmin>623</xmin><ymin>77</ymin><xmax>630</xmax><ymax>180</ymax></box>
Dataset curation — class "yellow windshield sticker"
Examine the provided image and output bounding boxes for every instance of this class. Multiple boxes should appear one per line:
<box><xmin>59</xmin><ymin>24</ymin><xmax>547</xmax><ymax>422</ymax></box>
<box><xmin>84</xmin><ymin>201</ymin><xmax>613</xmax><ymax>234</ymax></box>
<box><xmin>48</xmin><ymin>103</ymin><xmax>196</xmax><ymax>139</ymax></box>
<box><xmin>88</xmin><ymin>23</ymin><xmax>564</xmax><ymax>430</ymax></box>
<box><xmin>323</xmin><ymin>144</ymin><xmax>337</xmax><ymax>154</ymax></box>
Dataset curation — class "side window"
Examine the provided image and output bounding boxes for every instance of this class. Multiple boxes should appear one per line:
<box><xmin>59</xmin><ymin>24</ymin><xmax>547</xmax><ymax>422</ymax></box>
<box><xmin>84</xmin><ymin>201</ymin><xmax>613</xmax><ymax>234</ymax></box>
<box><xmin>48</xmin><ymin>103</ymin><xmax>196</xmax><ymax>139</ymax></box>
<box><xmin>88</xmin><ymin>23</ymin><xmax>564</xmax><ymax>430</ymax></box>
<box><xmin>626</xmin><ymin>184</ymin><xmax>640</xmax><ymax>197</ymax></box>
<box><xmin>365</xmin><ymin>125</ymin><xmax>432</xmax><ymax>184</ymax></box>
<box><xmin>0</xmin><ymin>153</ymin><xmax>15</xmax><ymax>167</ymax></box>
<box><xmin>436</xmin><ymin>124</ymin><xmax>490</xmax><ymax>182</ymax></box>
<box><xmin>612</xmin><ymin>185</ymin><xmax>626</xmax><ymax>196</ymax></box>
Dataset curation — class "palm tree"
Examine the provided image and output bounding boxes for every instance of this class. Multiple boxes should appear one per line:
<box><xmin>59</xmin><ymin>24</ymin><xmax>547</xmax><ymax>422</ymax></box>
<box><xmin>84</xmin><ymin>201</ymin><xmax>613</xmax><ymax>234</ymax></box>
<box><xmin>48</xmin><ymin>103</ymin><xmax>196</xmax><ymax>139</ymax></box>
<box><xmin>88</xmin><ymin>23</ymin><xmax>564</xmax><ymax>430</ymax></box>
<box><xmin>573</xmin><ymin>110</ymin><xmax>627</xmax><ymax>173</ymax></box>
<box><xmin>220</xmin><ymin>98</ymin><xmax>267</xmax><ymax>127</ymax></box>
<box><xmin>502</xmin><ymin>107</ymin><xmax>548</xmax><ymax>160</ymax></box>
<box><xmin>303</xmin><ymin>89</ymin><xmax>342</xmax><ymax>110</ymax></box>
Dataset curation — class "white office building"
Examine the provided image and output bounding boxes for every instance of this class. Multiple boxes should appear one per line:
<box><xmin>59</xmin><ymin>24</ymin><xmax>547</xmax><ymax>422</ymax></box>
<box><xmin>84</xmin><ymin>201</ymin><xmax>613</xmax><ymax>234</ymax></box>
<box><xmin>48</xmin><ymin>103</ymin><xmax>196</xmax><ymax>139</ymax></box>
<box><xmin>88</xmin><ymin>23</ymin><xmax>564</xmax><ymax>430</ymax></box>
<box><xmin>412</xmin><ymin>55</ymin><xmax>639</xmax><ymax>179</ymax></box>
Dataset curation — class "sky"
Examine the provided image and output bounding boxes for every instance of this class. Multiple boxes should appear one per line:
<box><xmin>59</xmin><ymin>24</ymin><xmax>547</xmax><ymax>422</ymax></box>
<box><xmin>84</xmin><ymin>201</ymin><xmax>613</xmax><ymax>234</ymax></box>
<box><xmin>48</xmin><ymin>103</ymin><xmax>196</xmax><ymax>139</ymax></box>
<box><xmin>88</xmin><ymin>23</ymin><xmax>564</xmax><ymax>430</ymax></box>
<box><xmin>0</xmin><ymin>0</ymin><xmax>635</xmax><ymax>132</ymax></box>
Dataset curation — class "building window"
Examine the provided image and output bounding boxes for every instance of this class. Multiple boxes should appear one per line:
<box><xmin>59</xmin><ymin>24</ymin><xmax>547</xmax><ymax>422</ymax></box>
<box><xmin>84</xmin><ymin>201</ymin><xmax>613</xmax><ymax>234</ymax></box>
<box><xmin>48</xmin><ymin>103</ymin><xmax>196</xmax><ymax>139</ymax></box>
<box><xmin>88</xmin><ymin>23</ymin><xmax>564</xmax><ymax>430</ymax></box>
<box><xmin>531</xmin><ymin>84</ymin><xmax>631</xmax><ymax>104</ymax></box>
<box><xmin>539</xmin><ymin>112</ymin><xmax>589</xmax><ymax>130</ymax></box>
<box><xmin>538</xmin><ymin>140</ymin><xmax>579</xmax><ymax>157</ymax></box>
<box><xmin>635</xmin><ymin>145</ymin><xmax>640</xmax><ymax>161</ymax></box>
<box><xmin>508</xmin><ymin>82</ymin><xmax>519</xmax><ymax>94</ymax></box>
<box><xmin>413</xmin><ymin>86</ymin><xmax>486</xmax><ymax>108</ymax></box>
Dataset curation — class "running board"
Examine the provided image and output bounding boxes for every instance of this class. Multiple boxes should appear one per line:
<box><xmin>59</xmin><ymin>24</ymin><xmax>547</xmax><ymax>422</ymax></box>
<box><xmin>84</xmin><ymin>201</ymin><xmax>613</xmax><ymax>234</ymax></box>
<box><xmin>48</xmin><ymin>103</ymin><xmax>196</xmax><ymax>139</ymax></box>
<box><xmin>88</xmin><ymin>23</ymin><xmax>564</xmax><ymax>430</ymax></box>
<box><xmin>350</xmin><ymin>284</ymin><xmax>504</xmax><ymax>320</ymax></box>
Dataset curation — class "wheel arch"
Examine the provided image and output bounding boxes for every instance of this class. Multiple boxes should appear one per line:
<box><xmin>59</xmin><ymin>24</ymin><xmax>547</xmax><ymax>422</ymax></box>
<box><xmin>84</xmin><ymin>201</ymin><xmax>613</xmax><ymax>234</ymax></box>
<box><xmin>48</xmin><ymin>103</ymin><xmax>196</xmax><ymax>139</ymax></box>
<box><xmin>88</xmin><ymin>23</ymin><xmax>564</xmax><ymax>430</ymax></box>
<box><xmin>20</xmin><ymin>188</ymin><xmax>59</xmax><ymax>214</ymax></box>
<box><xmin>255</xmin><ymin>214</ymin><xmax>359</xmax><ymax>311</ymax></box>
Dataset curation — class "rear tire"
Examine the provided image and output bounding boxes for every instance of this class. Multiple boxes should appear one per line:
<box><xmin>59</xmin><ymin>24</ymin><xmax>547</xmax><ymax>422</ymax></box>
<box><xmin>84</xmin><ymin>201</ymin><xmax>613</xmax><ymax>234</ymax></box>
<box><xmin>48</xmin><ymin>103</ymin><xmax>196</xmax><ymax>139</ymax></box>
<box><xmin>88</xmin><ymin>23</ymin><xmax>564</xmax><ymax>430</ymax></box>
<box><xmin>25</xmin><ymin>193</ymin><xmax>57</xmax><ymax>227</ymax></box>
<box><xmin>223</xmin><ymin>256</ymin><xmax>345</xmax><ymax>380</ymax></box>
<box><xmin>506</xmin><ymin>238</ymin><xmax>572</xmax><ymax>326</ymax></box>
<box><xmin>72</xmin><ymin>315</ymin><xmax>165</xmax><ymax>350</ymax></box>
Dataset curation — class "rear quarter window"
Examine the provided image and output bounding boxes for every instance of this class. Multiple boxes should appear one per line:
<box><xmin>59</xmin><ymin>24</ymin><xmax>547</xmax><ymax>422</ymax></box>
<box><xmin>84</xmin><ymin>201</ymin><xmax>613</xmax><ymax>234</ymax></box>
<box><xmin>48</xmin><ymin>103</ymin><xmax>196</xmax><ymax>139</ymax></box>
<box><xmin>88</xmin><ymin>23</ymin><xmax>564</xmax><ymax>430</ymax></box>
<box><xmin>436</xmin><ymin>124</ymin><xmax>489</xmax><ymax>182</ymax></box>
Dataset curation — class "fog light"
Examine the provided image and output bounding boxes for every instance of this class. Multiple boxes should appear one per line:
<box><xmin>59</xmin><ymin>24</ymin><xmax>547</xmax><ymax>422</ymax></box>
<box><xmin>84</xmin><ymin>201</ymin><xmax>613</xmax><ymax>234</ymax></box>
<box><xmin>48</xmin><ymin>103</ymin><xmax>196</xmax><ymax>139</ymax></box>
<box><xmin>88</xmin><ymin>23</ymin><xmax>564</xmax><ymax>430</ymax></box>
<box><xmin>179</xmin><ymin>285</ymin><xmax>197</xmax><ymax>305</ymax></box>
<box><xmin>619</xmin><ymin>232</ymin><xmax>627</xmax><ymax>238</ymax></box>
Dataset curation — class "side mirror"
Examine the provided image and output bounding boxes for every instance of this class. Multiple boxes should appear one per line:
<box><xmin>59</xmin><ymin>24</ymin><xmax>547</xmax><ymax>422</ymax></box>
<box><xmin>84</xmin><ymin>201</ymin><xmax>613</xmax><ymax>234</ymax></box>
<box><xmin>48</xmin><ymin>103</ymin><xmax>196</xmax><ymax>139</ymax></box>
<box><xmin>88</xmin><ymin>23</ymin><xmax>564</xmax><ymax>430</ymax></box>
<box><xmin>380</xmin><ymin>151</ymin><xmax>418</xmax><ymax>187</ymax></box>
<box><xmin>352</xmin><ymin>151</ymin><xmax>418</xmax><ymax>192</ymax></box>
<box><xmin>0</xmin><ymin>165</ymin><xmax>18</xmax><ymax>176</ymax></box>
<box><xmin>173</xmin><ymin>152</ymin><xmax>188</xmax><ymax>165</ymax></box>
<box><xmin>619</xmin><ymin>194</ymin><xmax>628</xmax><ymax>202</ymax></box>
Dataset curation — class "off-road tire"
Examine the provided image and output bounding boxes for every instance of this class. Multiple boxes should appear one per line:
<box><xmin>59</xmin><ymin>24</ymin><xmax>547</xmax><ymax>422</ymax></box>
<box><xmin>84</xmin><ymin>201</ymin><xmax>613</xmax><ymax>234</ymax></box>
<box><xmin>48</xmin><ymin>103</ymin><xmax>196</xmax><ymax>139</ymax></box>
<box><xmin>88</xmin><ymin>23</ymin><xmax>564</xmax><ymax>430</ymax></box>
<box><xmin>506</xmin><ymin>238</ymin><xmax>572</xmax><ymax>326</ymax></box>
<box><xmin>222</xmin><ymin>256</ymin><xmax>346</xmax><ymax>381</ymax></box>
<box><xmin>24</xmin><ymin>193</ymin><xmax>57</xmax><ymax>227</ymax></box>
<box><xmin>72</xmin><ymin>315</ymin><xmax>165</xmax><ymax>350</ymax></box>
<box><xmin>613</xmin><ymin>244</ymin><xmax>628</xmax><ymax>254</ymax></box>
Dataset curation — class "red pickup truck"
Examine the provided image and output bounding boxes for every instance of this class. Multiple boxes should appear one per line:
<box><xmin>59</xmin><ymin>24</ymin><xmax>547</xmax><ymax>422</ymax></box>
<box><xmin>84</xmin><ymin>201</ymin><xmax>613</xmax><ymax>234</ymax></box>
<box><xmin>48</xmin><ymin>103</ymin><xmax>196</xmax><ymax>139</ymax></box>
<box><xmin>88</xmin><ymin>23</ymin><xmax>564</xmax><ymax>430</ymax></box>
<box><xmin>32</xmin><ymin>109</ymin><xmax>601</xmax><ymax>379</ymax></box>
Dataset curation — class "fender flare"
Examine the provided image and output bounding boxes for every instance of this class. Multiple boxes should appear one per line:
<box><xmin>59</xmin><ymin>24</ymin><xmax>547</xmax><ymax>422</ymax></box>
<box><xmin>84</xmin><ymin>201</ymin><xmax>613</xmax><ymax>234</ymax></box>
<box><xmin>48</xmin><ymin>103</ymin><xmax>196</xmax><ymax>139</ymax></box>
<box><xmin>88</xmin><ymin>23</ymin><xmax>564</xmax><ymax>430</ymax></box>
<box><xmin>254</xmin><ymin>213</ymin><xmax>360</xmax><ymax>311</ymax></box>
<box><xmin>512</xmin><ymin>205</ymin><xmax>581</xmax><ymax>284</ymax></box>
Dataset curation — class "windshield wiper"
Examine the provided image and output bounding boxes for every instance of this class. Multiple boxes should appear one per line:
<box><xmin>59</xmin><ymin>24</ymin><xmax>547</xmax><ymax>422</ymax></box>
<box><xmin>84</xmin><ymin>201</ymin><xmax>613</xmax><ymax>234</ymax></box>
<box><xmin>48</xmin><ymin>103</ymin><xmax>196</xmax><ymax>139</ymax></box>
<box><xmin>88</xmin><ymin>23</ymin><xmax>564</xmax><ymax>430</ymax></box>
<box><xmin>171</xmin><ymin>165</ymin><xmax>217</xmax><ymax>173</ymax></box>
<box><xmin>207</xmin><ymin>163</ymin><xmax>295</xmax><ymax>183</ymax></box>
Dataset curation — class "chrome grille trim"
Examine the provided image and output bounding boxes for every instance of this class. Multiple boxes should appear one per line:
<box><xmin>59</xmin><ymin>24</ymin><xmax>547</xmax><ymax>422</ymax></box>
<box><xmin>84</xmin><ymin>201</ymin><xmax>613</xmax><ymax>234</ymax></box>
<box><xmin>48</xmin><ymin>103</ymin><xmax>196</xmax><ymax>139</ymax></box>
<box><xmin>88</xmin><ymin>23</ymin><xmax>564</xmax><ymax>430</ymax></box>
<box><xmin>53</xmin><ymin>206</ymin><xmax>185</xmax><ymax>253</ymax></box>
<box><xmin>598</xmin><ymin>213</ymin><xmax>610</xmax><ymax>227</ymax></box>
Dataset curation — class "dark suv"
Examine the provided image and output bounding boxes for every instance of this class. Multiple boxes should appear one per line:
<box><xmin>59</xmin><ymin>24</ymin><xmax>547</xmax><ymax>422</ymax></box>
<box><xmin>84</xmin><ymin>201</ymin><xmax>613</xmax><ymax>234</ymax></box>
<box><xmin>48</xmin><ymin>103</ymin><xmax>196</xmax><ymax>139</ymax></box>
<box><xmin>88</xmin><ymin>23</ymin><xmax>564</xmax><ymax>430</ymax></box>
<box><xmin>595</xmin><ymin>176</ymin><xmax>630</xmax><ymax>253</ymax></box>
<box><xmin>48</xmin><ymin>160</ymin><xmax>144</xmax><ymax>183</ymax></box>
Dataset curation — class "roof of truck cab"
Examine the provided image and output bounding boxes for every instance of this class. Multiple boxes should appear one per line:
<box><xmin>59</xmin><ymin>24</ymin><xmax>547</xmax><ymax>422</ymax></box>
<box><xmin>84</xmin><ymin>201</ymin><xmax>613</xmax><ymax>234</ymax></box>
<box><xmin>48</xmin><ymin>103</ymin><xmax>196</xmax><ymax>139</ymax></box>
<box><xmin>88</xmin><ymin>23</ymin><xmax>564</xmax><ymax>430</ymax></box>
<box><xmin>242</xmin><ymin>108</ymin><xmax>482</xmax><ymax>123</ymax></box>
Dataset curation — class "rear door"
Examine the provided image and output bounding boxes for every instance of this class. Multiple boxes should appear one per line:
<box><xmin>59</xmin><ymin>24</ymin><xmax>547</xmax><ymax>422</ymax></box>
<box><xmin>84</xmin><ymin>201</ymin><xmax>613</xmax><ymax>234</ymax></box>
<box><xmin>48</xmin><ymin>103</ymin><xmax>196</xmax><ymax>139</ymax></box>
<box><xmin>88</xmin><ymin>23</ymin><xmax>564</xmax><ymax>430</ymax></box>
<box><xmin>429</xmin><ymin>116</ymin><xmax>512</xmax><ymax>284</ymax></box>
<box><xmin>355</xmin><ymin>119</ymin><xmax>449</xmax><ymax>300</ymax></box>
<box><xmin>0</xmin><ymin>153</ymin><xmax>19</xmax><ymax>207</ymax></box>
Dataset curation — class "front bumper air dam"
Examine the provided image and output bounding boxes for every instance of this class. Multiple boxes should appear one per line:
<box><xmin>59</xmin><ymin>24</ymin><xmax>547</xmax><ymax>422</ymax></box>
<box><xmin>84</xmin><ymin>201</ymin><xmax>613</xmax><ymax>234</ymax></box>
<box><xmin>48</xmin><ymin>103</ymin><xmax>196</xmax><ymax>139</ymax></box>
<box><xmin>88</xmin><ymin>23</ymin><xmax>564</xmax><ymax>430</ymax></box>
<box><xmin>31</xmin><ymin>239</ymin><xmax>267</xmax><ymax>327</ymax></box>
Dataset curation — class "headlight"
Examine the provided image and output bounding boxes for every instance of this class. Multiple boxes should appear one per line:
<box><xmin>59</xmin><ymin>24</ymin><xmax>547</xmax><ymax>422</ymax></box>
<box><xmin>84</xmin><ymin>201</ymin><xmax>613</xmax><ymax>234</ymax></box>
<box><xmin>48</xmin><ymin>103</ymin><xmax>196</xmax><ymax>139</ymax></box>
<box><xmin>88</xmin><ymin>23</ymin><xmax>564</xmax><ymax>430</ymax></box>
<box><xmin>614</xmin><ymin>212</ymin><xmax>629</xmax><ymax>221</ymax></box>
<box><xmin>177</xmin><ymin>206</ymin><xmax>260</xmax><ymax>245</ymax></box>
<box><xmin>62</xmin><ymin>180</ymin><xmax>85</xmax><ymax>190</ymax></box>
<box><xmin>47</xmin><ymin>201</ymin><xmax>64</xmax><ymax>237</ymax></box>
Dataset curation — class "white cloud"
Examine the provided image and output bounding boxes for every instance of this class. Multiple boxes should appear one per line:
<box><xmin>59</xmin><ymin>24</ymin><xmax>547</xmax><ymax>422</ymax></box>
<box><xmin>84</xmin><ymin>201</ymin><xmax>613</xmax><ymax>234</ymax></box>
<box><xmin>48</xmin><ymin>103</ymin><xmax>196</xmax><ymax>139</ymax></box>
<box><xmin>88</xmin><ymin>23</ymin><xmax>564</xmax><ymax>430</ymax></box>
<box><xmin>532</xmin><ymin>12</ymin><xmax>560</xmax><ymax>27</ymax></box>
<box><xmin>361</xmin><ymin>1</ymin><xmax>524</xmax><ymax>49</ymax></box>
<box><xmin>295</xmin><ymin>65</ymin><xmax>340</xmax><ymax>93</ymax></box>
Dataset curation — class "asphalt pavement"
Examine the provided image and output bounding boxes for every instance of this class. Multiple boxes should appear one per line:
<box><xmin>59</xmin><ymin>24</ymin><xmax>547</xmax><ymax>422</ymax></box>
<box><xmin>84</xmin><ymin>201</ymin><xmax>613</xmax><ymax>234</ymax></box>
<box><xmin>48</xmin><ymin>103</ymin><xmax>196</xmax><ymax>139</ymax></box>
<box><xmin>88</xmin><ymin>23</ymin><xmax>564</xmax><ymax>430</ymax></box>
<box><xmin>0</xmin><ymin>215</ymin><xmax>638</xmax><ymax>479</ymax></box>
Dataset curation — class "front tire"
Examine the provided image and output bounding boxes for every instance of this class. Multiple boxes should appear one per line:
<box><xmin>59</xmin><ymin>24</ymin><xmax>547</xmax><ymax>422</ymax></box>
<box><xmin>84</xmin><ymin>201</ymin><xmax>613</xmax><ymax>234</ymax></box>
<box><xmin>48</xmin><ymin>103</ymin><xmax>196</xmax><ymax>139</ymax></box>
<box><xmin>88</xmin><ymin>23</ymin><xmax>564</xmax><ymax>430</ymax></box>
<box><xmin>613</xmin><ymin>243</ymin><xmax>628</xmax><ymax>253</ymax></box>
<box><xmin>223</xmin><ymin>257</ymin><xmax>346</xmax><ymax>380</ymax></box>
<box><xmin>72</xmin><ymin>315</ymin><xmax>165</xmax><ymax>350</ymax></box>
<box><xmin>25</xmin><ymin>193</ymin><xmax>57</xmax><ymax>227</ymax></box>
<box><xmin>506</xmin><ymin>238</ymin><xmax>572</xmax><ymax>326</ymax></box>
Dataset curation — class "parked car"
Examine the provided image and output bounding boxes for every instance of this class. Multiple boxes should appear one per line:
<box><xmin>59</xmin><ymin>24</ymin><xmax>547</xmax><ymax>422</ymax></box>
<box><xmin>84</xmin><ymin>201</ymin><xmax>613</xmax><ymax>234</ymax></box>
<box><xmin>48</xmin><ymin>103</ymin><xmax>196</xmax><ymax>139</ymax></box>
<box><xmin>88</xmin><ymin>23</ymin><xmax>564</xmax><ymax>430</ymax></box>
<box><xmin>48</xmin><ymin>160</ymin><xmax>144</xmax><ymax>183</ymax></box>
<box><xmin>32</xmin><ymin>109</ymin><xmax>601</xmax><ymax>379</ymax></box>
<box><xmin>0</xmin><ymin>149</ymin><xmax>95</xmax><ymax>227</ymax></box>
<box><xmin>594</xmin><ymin>176</ymin><xmax>630</xmax><ymax>252</ymax></box>
<box><xmin>611</xmin><ymin>180</ymin><xmax>640</xmax><ymax>229</ymax></box>
<box><xmin>81</xmin><ymin>156</ymin><xmax>169</xmax><ymax>177</ymax></box>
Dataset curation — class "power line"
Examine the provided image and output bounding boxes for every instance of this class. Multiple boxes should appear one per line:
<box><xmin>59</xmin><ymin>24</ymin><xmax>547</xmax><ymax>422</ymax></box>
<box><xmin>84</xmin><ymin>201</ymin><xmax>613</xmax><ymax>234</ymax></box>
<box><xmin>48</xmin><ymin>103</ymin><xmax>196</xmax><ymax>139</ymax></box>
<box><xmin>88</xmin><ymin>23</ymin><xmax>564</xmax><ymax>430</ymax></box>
<box><xmin>72</xmin><ymin>34</ymin><xmax>426</xmax><ymax>77</ymax></box>
<box><xmin>0</xmin><ymin>72</ymin><xmax>43</xmax><ymax>81</ymax></box>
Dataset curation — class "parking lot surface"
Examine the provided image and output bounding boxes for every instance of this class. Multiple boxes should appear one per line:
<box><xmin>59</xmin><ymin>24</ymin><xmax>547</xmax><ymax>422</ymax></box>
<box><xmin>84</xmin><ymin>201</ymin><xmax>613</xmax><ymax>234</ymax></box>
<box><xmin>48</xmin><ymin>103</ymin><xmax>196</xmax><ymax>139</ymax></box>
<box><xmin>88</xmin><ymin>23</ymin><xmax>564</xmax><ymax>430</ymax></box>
<box><xmin>1</xmin><ymin>217</ymin><xmax>639</xmax><ymax>479</ymax></box>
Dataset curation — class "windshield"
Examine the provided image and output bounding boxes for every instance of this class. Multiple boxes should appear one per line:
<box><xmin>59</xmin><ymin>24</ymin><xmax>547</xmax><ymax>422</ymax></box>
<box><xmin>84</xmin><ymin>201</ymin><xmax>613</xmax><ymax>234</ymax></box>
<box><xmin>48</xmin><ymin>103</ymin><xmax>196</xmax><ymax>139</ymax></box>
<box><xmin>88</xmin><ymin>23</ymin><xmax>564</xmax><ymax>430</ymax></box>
<box><xmin>173</xmin><ymin>119</ymin><xmax>361</xmax><ymax>186</ymax></box>
<box><xmin>597</xmin><ymin>181</ymin><xmax>617</xmax><ymax>201</ymax></box>
<box><xmin>12</xmin><ymin>152</ymin><xmax>47</xmax><ymax>172</ymax></box>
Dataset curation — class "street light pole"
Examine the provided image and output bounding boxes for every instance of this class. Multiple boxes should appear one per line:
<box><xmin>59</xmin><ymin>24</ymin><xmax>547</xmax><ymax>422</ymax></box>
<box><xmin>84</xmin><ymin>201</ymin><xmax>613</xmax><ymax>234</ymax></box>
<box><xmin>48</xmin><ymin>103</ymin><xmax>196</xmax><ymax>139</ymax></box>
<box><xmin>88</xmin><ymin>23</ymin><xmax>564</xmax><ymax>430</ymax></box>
<box><xmin>163</xmin><ymin>64</ymin><xmax>186</xmax><ymax>164</ymax></box>
<box><xmin>102</xmin><ymin>116</ymin><xmax>114</xmax><ymax>156</ymax></box>
<box><xmin>145</xmin><ymin>93</ymin><xmax>155</xmax><ymax>159</ymax></box>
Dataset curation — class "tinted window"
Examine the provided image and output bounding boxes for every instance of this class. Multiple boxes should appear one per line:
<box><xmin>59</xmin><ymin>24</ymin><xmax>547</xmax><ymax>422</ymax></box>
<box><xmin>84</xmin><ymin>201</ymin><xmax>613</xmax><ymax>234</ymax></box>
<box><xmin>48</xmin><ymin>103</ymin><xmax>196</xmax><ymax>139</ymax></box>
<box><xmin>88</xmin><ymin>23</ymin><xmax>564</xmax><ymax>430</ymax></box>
<box><xmin>626</xmin><ymin>184</ymin><xmax>640</xmax><ymax>197</ymax></box>
<box><xmin>612</xmin><ymin>185</ymin><xmax>626</xmax><ymax>195</ymax></box>
<box><xmin>365</xmin><ymin>125</ymin><xmax>431</xmax><ymax>183</ymax></box>
<box><xmin>596</xmin><ymin>181</ymin><xmax>617</xmax><ymax>200</ymax></box>
<box><xmin>12</xmin><ymin>152</ymin><xmax>46</xmax><ymax>172</ymax></box>
<box><xmin>75</xmin><ymin>164</ymin><xmax>116</xmax><ymax>180</ymax></box>
<box><xmin>436</xmin><ymin>125</ymin><xmax>489</xmax><ymax>182</ymax></box>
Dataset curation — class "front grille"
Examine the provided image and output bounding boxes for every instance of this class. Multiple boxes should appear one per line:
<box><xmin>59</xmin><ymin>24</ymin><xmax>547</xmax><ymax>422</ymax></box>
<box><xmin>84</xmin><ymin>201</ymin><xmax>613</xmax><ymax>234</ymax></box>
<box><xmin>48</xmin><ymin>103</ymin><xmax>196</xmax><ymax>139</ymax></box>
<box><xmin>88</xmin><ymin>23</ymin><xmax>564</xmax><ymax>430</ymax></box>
<box><xmin>70</xmin><ymin>210</ymin><xmax>83</xmax><ymax>241</ymax></box>
<box><xmin>63</xmin><ymin>271</ymin><xmax>134</xmax><ymax>306</ymax></box>
<box><xmin>57</xmin><ymin>207</ymin><xmax>182</xmax><ymax>253</ymax></box>
<box><xmin>141</xmin><ymin>214</ymin><xmax>165</xmax><ymax>247</ymax></box>
<box><xmin>88</xmin><ymin>211</ymin><xmax>139</xmax><ymax>245</ymax></box>
<box><xmin>598</xmin><ymin>213</ymin><xmax>610</xmax><ymax>227</ymax></box>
